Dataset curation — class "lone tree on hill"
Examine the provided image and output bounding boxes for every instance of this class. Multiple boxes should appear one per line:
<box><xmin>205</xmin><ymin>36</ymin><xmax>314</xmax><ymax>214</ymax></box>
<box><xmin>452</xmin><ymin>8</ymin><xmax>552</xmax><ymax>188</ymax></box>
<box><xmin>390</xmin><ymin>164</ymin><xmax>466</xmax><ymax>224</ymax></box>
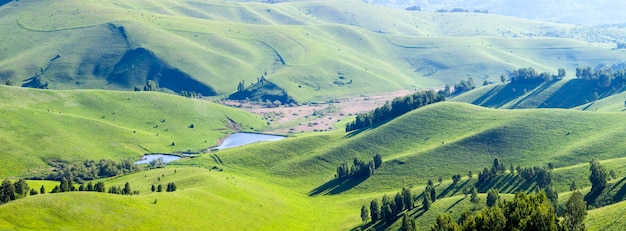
<box><xmin>589</xmin><ymin>159</ymin><xmax>608</xmax><ymax>194</ymax></box>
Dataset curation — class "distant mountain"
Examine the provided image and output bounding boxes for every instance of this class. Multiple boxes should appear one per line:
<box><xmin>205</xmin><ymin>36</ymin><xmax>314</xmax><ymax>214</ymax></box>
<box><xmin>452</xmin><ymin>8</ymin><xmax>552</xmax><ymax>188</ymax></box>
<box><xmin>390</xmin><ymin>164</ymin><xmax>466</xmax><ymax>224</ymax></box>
<box><xmin>366</xmin><ymin>0</ymin><xmax>626</xmax><ymax>26</ymax></box>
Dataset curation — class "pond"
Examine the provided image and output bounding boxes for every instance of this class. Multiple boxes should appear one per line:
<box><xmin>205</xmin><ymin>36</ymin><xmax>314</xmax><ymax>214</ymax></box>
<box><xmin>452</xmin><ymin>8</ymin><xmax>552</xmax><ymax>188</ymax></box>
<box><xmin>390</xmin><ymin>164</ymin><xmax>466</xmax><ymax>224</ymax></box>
<box><xmin>215</xmin><ymin>132</ymin><xmax>286</xmax><ymax>150</ymax></box>
<box><xmin>133</xmin><ymin>154</ymin><xmax>181</xmax><ymax>165</ymax></box>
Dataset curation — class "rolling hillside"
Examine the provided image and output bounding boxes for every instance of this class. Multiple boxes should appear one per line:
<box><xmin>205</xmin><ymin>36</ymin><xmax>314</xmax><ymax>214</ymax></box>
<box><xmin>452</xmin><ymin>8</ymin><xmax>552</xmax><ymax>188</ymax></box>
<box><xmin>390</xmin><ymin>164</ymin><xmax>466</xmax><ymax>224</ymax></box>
<box><xmin>3</xmin><ymin>101</ymin><xmax>626</xmax><ymax>229</ymax></box>
<box><xmin>0</xmin><ymin>85</ymin><xmax>266</xmax><ymax>179</ymax></box>
<box><xmin>1</xmin><ymin>0</ymin><xmax>625</xmax><ymax>102</ymax></box>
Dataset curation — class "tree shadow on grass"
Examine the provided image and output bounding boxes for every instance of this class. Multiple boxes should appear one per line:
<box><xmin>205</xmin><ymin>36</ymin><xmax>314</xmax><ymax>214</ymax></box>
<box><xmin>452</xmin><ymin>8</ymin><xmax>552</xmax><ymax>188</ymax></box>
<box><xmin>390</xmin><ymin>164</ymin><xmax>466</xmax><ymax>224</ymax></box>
<box><xmin>308</xmin><ymin>176</ymin><xmax>369</xmax><ymax>196</ymax></box>
<box><xmin>0</xmin><ymin>0</ymin><xmax>11</xmax><ymax>7</ymax></box>
<box><xmin>612</xmin><ymin>177</ymin><xmax>626</xmax><ymax>202</ymax></box>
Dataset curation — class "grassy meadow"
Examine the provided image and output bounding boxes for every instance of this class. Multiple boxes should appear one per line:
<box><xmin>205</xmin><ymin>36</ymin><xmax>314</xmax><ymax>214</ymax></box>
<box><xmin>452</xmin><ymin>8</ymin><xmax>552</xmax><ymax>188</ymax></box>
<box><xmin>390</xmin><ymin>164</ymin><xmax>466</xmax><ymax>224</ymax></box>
<box><xmin>1</xmin><ymin>0</ymin><xmax>625</xmax><ymax>102</ymax></box>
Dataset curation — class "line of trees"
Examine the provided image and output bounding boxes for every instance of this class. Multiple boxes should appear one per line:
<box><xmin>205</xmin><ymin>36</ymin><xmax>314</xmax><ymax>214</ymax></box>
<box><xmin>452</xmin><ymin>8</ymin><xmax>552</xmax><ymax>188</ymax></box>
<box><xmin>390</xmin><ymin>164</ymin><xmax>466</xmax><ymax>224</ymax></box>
<box><xmin>0</xmin><ymin>179</ymin><xmax>34</xmax><ymax>204</ymax></box>
<box><xmin>31</xmin><ymin>159</ymin><xmax>141</xmax><ymax>183</ymax></box>
<box><xmin>508</xmin><ymin>67</ymin><xmax>564</xmax><ymax>84</ymax></box>
<box><xmin>575</xmin><ymin>66</ymin><xmax>626</xmax><ymax>89</ymax></box>
<box><xmin>431</xmin><ymin>190</ymin><xmax>586</xmax><ymax>231</ymax></box>
<box><xmin>346</xmin><ymin>90</ymin><xmax>445</xmax><ymax>132</ymax></box>
<box><xmin>336</xmin><ymin>154</ymin><xmax>382</xmax><ymax>180</ymax></box>
<box><xmin>151</xmin><ymin>182</ymin><xmax>178</xmax><ymax>192</ymax></box>
<box><xmin>363</xmin><ymin>187</ymin><xmax>413</xmax><ymax>225</ymax></box>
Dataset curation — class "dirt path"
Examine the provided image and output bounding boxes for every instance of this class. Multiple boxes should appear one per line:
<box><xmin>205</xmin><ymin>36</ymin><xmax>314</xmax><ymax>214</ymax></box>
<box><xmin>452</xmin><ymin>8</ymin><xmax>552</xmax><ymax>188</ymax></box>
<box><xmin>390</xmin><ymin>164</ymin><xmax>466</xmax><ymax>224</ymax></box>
<box><xmin>220</xmin><ymin>90</ymin><xmax>413</xmax><ymax>134</ymax></box>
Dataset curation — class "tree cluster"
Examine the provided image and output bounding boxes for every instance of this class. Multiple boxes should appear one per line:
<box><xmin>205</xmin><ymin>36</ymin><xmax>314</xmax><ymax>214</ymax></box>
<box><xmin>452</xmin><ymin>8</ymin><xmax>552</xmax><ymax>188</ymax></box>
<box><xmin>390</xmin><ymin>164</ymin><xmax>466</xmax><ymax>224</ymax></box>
<box><xmin>509</xmin><ymin>67</ymin><xmax>563</xmax><ymax>84</ymax></box>
<box><xmin>431</xmin><ymin>191</ymin><xmax>586</xmax><ymax>231</ymax></box>
<box><xmin>50</xmin><ymin>178</ymin><xmax>106</xmax><ymax>193</ymax></box>
<box><xmin>32</xmin><ymin>159</ymin><xmax>141</xmax><ymax>183</ymax></box>
<box><xmin>575</xmin><ymin>66</ymin><xmax>626</xmax><ymax>89</ymax></box>
<box><xmin>335</xmin><ymin>154</ymin><xmax>382</xmax><ymax>180</ymax></box>
<box><xmin>107</xmin><ymin>182</ymin><xmax>139</xmax><ymax>195</ymax></box>
<box><xmin>151</xmin><ymin>182</ymin><xmax>177</xmax><ymax>192</ymax></box>
<box><xmin>366</xmin><ymin>187</ymin><xmax>413</xmax><ymax>225</ymax></box>
<box><xmin>346</xmin><ymin>90</ymin><xmax>445</xmax><ymax>132</ymax></box>
<box><xmin>0</xmin><ymin>179</ymin><xmax>30</xmax><ymax>204</ymax></box>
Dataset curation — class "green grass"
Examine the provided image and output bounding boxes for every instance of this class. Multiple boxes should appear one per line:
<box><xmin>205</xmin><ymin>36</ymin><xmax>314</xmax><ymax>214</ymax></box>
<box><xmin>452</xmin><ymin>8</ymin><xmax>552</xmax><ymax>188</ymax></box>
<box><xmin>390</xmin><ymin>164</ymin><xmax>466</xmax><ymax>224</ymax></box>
<box><xmin>4</xmin><ymin>101</ymin><xmax>626</xmax><ymax>229</ymax></box>
<box><xmin>586</xmin><ymin>200</ymin><xmax>626</xmax><ymax>231</ymax></box>
<box><xmin>1</xmin><ymin>0</ymin><xmax>625</xmax><ymax>102</ymax></box>
<box><xmin>0</xmin><ymin>85</ymin><xmax>266</xmax><ymax>179</ymax></box>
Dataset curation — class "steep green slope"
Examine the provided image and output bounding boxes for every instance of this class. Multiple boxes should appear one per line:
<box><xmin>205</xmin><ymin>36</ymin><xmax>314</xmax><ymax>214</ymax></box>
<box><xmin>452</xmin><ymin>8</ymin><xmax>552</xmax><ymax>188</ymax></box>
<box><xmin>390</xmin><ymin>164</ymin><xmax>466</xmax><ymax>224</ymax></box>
<box><xmin>0</xmin><ymin>85</ymin><xmax>266</xmax><ymax>178</ymax></box>
<box><xmin>1</xmin><ymin>0</ymin><xmax>625</xmax><ymax>101</ymax></box>
<box><xmin>586</xmin><ymin>200</ymin><xmax>626</xmax><ymax>231</ymax></box>
<box><xmin>452</xmin><ymin>78</ymin><xmax>626</xmax><ymax>109</ymax></box>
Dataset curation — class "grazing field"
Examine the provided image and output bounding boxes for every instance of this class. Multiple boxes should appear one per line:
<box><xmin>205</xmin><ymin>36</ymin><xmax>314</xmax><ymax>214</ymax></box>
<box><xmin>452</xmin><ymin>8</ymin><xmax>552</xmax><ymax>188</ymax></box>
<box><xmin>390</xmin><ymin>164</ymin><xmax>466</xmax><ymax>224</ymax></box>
<box><xmin>1</xmin><ymin>0</ymin><xmax>625</xmax><ymax>102</ymax></box>
<box><xmin>0</xmin><ymin>85</ymin><xmax>266</xmax><ymax>179</ymax></box>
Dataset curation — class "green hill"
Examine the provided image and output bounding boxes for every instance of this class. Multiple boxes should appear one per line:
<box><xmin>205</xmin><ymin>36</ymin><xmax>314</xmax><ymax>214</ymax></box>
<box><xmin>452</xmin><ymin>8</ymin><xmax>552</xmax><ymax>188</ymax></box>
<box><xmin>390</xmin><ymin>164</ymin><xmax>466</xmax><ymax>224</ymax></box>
<box><xmin>4</xmin><ymin>101</ymin><xmax>626</xmax><ymax>229</ymax></box>
<box><xmin>1</xmin><ymin>0</ymin><xmax>625</xmax><ymax>101</ymax></box>
<box><xmin>452</xmin><ymin>77</ymin><xmax>626</xmax><ymax>109</ymax></box>
<box><xmin>586</xmin><ymin>200</ymin><xmax>626</xmax><ymax>231</ymax></box>
<box><xmin>0</xmin><ymin>85</ymin><xmax>266</xmax><ymax>179</ymax></box>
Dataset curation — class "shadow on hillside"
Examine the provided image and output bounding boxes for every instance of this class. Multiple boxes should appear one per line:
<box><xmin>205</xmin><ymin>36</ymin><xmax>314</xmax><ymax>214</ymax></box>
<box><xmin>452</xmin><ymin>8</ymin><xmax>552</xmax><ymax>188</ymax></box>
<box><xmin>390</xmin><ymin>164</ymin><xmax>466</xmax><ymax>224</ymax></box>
<box><xmin>541</xmin><ymin>79</ymin><xmax>626</xmax><ymax>108</ymax></box>
<box><xmin>308</xmin><ymin>176</ymin><xmax>368</xmax><ymax>196</ymax></box>
<box><xmin>612</xmin><ymin>177</ymin><xmax>626</xmax><ymax>202</ymax></box>
<box><xmin>472</xmin><ymin>82</ymin><xmax>544</xmax><ymax>108</ymax></box>
<box><xmin>0</xmin><ymin>0</ymin><xmax>11</xmax><ymax>7</ymax></box>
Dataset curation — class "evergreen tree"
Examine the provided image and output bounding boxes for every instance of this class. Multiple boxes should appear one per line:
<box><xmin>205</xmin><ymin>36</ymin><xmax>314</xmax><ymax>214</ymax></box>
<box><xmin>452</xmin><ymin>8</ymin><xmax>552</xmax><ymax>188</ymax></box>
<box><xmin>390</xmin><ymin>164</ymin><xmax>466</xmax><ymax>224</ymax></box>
<box><xmin>94</xmin><ymin>182</ymin><xmax>105</xmax><ymax>192</ymax></box>
<box><xmin>123</xmin><ymin>182</ymin><xmax>132</xmax><ymax>195</ymax></box>
<box><xmin>40</xmin><ymin>185</ymin><xmax>45</xmax><ymax>194</ymax></box>
<box><xmin>402</xmin><ymin>187</ymin><xmax>413</xmax><ymax>210</ymax></box>
<box><xmin>486</xmin><ymin>189</ymin><xmax>500</xmax><ymax>207</ymax></box>
<box><xmin>86</xmin><ymin>182</ymin><xmax>94</xmax><ymax>191</ymax></box>
<box><xmin>431</xmin><ymin>213</ymin><xmax>460</xmax><ymax>231</ymax></box>
<box><xmin>394</xmin><ymin>192</ymin><xmax>405</xmax><ymax>214</ymax></box>
<box><xmin>370</xmin><ymin>199</ymin><xmax>381</xmax><ymax>222</ymax></box>
<box><xmin>0</xmin><ymin>179</ymin><xmax>16</xmax><ymax>203</ymax></box>
<box><xmin>29</xmin><ymin>188</ymin><xmax>38</xmax><ymax>196</ymax></box>
<box><xmin>470</xmin><ymin>187</ymin><xmax>480</xmax><ymax>205</ymax></box>
<box><xmin>422</xmin><ymin>194</ymin><xmax>431</xmax><ymax>211</ymax></box>
<box><xmin>157</xmin><ymin>184</ymin><xmax>163</xmax><ymax>192</ymax></box>
<box><xmin>373</xmin><ymin>154</ymin><xmax>383</xmax><ymax>169</ymax></box>
<box><xmin>151</xmin><ymin>184</ymin><xmax>156</xmax><ymax>192</ymax></box>
<box><xmin>13</xmin><ymin>179</ymin><xmax>29</xmax><ymax>198</ymax></box>
<box><xmin>562</xmin><ymin>190</ymin><xmax>586</xmax><ymax>231</ymax></box>
<box><xmin>589</xmin><ymin>159</ymin><xmax>608</xmax><ymax>194</ymax></box>
<box><xmin>401</xmin><ymin>213</ymin><xmax>416</xmax><ymax>231</ymax></box>
<box><xmin>360</xmin><ymin>205</ymin><xmax>369</xmax><ymax>223</ymax></box>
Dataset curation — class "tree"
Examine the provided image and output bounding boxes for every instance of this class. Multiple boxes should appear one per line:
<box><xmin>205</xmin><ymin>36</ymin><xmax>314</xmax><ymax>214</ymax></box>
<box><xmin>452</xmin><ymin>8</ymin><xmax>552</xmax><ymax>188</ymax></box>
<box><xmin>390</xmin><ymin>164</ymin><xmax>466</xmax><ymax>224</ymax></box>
<box><xmin>40</xmin><ymin>185</ymin><xmax>46</xmax><ymax>194</ymax></box>
<box><xmin>0</xmin><ymin>179</ymin><xmax>16</xmax><ymax>203</ymax></box>
<box><xmin>29</xmin><ymin>188</ymin><xmax>38</xmax><ymax>196</ymax></box>
<box><xmin>431</xmin><ymin>213</ymin><xmax>461</xmax><ymax>231</ymax></box>
<box><xmin>373</xmin><ymin>154</ymin><xmax>383</xmax><ymax>169</ymax></box>
<box><xmin>151</xmin><ymin>184</ymin><xmax>156</xmax><ymax>192</ymax></box>
<box><xmin>589</xmin><ymin>159</ymin><xmax>608</xmax><ymax>194</ymax></box>
<box><xmin>370</xmin><ymin>199</ymin><xmax>381</xmax><ymax>222</ymax></box>
<box><xmin>123</xmin><ymin>182</ymin><xmax>132</xmax><ymax>195</ymax></box>
<box><xmin>558</xmin><ymin>68</ymin><xmax>566</xmax><ymax>79</ymax></box>
<box><xmin>360</xmin><ymin>205</ymin><xmax>369</xmax><ymax>223</ymax></box>
<box><xmin>5</xmin><ymin>79</ymin><xmax>12</xmax><ymax>86</ymax></box>
<box><xmin>402</xmin><ymin>187</ymin><xmax>413</xmax><ymax>210</ymax></box>
<box><xmin>470</xmin><ymin>186</ymin><xmax>480</xmax><ymax>205</ymax></box>
<box><xmin>13</xmin><ymin>179</ymin><xmax>29</xmax><ymax>198</ymax></box>
<box><xmin>94</xmin><ymin>182</ymin><xmax>105</xmax><ymax>192</ymax></box>
<box><xmin>157</xmin><ymin>184</ymin><xmax>163</xmax><ymax>192</ymax></box>
<box><xmin>86</xmin><ymin>182</ymin><xmax>94</xmax><ymax>191</ymax></box>
<box><xmin>562</xmin><ymin>190</ymin><xmax>586</xmax><ymax>231</ymax></box>
<box><xmin>500</xmin><ymin>74</ymin><xmax>507</xmax><ymax>83</ymax></box>
<box><xmin>401</xmin><ymin>213</ymin><xmax>416</xmax><ymax>231</ymax></box>
<box><xmin>144</xmin><ymin>80</ymin><xmax>158</xmax><ymax>91</ymax></box>
<box><xmin>486</xmin><ymin>189</ymin><xmax>500</xmax><ymax>207</ymax></box>
<box><xmin>422</xmin><ymin>194</ymin><xmax>431</xmax><ymax>211</ymax></box>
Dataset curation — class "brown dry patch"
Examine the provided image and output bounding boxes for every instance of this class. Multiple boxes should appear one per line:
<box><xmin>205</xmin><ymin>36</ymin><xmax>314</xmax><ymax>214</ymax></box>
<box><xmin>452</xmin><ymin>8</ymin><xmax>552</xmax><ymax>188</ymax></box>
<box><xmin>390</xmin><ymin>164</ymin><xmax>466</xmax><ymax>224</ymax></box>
<box><xmin>221</xmin><ymin>90</ymin><xmax>412</xmax><ymax>134</ymax></box>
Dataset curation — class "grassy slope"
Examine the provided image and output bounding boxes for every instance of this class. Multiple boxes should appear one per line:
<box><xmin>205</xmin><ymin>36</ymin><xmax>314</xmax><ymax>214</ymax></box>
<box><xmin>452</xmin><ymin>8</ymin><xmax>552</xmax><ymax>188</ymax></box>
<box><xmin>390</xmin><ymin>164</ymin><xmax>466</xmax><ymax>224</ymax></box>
<box><xmin>3</xmin><ymin>102</ymin><xmax>626</xmax><ymax>230</ymax></box>
<box><xmin>1</xmin><ymin>0</ymin><xmax>625</xmax><ymax>101</ymax></box>
<box><xmin>0</xmin><ymin>85</ymin><xmax>266</xmax><ymax>179</ymax></box>
<box><xmin>586</xmin><ymin>200</ymin><xmax>626</xmax><ymax>231</ymax></box>
<box><xmin>452</xmin><ymin>77</ymin><xmax>626</xmax><ymax>109</ymax></box>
